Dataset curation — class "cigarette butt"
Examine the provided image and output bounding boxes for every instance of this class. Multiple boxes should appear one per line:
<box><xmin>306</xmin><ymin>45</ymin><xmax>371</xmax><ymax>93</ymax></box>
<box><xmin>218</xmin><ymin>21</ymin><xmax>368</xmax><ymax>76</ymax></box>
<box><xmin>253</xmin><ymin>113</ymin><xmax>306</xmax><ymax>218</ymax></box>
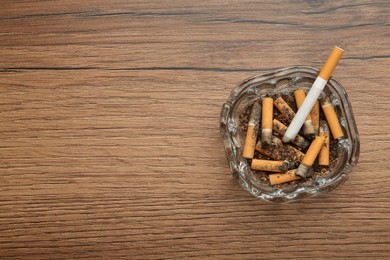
<box><xmin>320</xmin><ymin>97</ymin><xmax>344</xmax><ymax>139</ymax></box>
<box><xmin>310</xmin><ymin>100</ymin><xmax>320</xmax><ymax>135</ymax></box>
<box><xmin>318</xmin><ymin>120</ymin><xmax>330</xmax><ymax>166</ymax></box>
<box><xmin>261</xmin><ymin>97</ymin><xmax>273</xmax><ymax>145</ymax></box>
<box><xmin>319</xmin><ymin>46</ymin><xmax>344</xmax><ymax>81</ymax></box>
<box><xmin>286</xmin><ymin>144</ymin><xmax>306</xmax><ymax>162</ymax></box>
<box><xmin>255</xmin><ymin>136</ymin><xmax>283</xmax><ymax>160</ymax></box>
<box><xmin>273</xmin><ymin>119</ymin><xmax>309</xmax><ymax>150</ymax></box>
<box><xmin>294</xmin><ymin>89</ymin><xmax>315</xmax><ymax>136</ymax></box>
<box><xmin>269</xmin><ymin>170</ymin><xmax>301</xmax><ymax>185</ymax></box>
<box><xmin>251</xmin><ymin>159</ymin><xmax>289</xmax><ymax>172</ymax></box>
<box><xmin>256</xmin><ymin>136</ymin><xmax>305</xmax><ymax>163</ymax></box>
<box><xmin>302</xmin><ymin>136</ymin><xmax>325</xmax><ymax>167</ymax></box>
<box><xmin>296</xmin><ymin>136</ymin><xmax>325</xmax><ymax>178</ymax></box>
<box><xmin>271</xmin><ymin>135</ymin><xmax>284</xmax><ymax>146</ymax></box>
<box><xmin>274</xmin><ymin>96</ymin><xmax>295</xmax><ymax>123</ymax></box>
<box><xmin>243</xmin><ymin>101</ymin><xmax>262</xmax><ymax>159</ymax></box>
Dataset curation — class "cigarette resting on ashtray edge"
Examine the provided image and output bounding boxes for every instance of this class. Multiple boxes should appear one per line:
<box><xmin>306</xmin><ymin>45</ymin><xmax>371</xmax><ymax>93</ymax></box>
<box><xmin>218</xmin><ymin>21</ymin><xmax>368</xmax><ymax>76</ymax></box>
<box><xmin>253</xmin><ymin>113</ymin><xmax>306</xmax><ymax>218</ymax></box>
<box><xmin>282</xmin><ymin>46</ymin><xmax>344</xmax><ymax>143</ymax></box>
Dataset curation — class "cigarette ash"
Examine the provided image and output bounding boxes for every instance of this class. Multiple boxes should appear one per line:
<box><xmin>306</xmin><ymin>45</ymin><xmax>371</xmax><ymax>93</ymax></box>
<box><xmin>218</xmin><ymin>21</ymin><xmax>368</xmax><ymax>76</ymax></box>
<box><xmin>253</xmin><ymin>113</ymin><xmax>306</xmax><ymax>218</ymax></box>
<box><xmin>239</xmin><ymin>90</ymin><xmax>340</xmax><ymax>189</ymax></box>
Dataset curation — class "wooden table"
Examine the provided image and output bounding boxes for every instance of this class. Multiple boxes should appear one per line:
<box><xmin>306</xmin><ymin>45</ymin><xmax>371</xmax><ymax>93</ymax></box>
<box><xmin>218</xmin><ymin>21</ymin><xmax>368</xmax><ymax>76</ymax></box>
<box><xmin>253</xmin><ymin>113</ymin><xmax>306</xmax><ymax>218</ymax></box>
<box><xmin>1</xmin><ymin>1</ymin><xmax>389</xmax><ymax>259</ymax></box>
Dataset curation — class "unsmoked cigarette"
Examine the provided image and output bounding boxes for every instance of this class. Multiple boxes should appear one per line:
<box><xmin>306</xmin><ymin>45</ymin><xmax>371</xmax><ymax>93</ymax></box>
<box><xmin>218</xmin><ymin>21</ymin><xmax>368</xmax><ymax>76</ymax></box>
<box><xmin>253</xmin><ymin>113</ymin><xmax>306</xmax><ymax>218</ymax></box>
<box><xmin>273</xmin><ymin>96</ymin><xmax>295</xmax><ymax>123</ymax></box>
<box><xmin>261</xmin><ymin>97</ymin><xmax>273</xmax><ymax>145</ymax></box>
<box><xmin>273</xmin><ymin>119</ymin><xmax>309</xmax><ymax>150</ymax></box>
<box><xmin>294</xmin><ymin>89</ymin><xmax>315</xmax><ymax>136</ymax></box>
<box><xmin>296</xmin><ymin>136</ymin><xmax>325</xmax><ymax>178</ymax></box>
<box><xmin>243</xmin><ymin>101</ymin><xmax>262</xmax><ymax>159</ymax></box>
<box><xmin>321</xmin><ymin>97</ymin><xmax>344</xmax><ymax>139</ymax></box>
<box><xmin>318</xmin><ymin>120</ymin><xmax>330</xmax><ymax>166</ymax></box>
<box><xmin>310</xmin><ymin>100</ymin><xmax>320</xmax><ymax>135</ymax></box>
<box><xmin>269</xmin><ymin>170</ymin><xmax>301</xmax><ymax>185</ymax></box>
<box><xmin>251</xmin><ymin>159</ymin><xmax>289</xmax><ymax>172</ymax></box>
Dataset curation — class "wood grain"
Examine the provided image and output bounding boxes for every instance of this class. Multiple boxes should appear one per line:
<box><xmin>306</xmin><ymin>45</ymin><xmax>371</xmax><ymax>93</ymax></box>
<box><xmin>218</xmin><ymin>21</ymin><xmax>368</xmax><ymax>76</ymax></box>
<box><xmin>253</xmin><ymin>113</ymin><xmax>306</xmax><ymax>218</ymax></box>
<box><xmin>1</xmin><ymin>0</ymin><xmax>389</xmax><ymax>259</ymax></box>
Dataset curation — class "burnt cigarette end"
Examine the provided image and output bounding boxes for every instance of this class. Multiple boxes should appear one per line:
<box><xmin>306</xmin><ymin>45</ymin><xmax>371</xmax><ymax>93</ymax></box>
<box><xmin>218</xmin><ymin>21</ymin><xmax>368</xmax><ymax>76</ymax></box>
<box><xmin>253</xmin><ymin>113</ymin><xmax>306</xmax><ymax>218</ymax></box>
<box><xmin>294</xmin><ymin>89</ymin><xmax>316</xmax><ymax>136</ymax></box>
<box><xmin>296</xmin><ymin>164</ymin><xmax>313</xmax><ymax>178</ymax></box>
<box><xmin>288</xmin><ymin>161</ymin><xmax>297</xmax><ymax>169</ymax></box>
<box><xmin>303</xmin><ymin>120</ymin><xmax>316</xmax><ymax>136</ymax></box>
<box><xmin>262</xmin><ymin>97</ymin><xmax>273</xmax><ymax>145</ymax></box>
<box><xmin>295</xmin><ymin>136</ymin><xmax>310</xmax><ymax>150</ymax></box>
<box><xmin>278</xmin><ymin>160</ymin><xmax>290</xmax><ymax>172</ymax></box>
<box><xmin>273</xmin><ymin>119</ymin><xmax>309</xmax><ymax>149</ymax></box>
<box><xmin>262</xmin><ymin>129</ymin><xmax>272</xmax><ymax>145</ymax></box>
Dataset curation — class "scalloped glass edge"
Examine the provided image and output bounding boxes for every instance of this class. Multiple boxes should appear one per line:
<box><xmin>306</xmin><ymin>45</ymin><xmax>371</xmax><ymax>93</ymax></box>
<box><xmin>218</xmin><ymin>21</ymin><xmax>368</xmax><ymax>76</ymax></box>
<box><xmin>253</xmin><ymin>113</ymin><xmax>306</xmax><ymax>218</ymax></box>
<box><xmin>220</xmin><ymin>66</ymin><xmax>360</xmax><ymax>203</ymax></box>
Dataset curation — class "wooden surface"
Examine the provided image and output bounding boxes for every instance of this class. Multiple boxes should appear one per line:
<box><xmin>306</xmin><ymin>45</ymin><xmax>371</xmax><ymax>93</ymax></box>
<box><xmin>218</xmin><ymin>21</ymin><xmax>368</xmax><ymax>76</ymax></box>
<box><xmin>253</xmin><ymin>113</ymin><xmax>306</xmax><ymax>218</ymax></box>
<box><xmin>1</xmin><ymin>1</ymin><xmax>389</xmax><ymax>259</ymax></box>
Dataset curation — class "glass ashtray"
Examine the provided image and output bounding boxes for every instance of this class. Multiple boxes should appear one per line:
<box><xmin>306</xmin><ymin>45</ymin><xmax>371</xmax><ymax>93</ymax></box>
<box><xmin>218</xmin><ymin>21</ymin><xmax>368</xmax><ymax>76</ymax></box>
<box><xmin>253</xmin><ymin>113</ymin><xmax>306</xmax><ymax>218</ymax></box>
<box><xmin>220</xmin><ymin>66</ymin><xmax>360</xmax><ymax>203</ymax></box>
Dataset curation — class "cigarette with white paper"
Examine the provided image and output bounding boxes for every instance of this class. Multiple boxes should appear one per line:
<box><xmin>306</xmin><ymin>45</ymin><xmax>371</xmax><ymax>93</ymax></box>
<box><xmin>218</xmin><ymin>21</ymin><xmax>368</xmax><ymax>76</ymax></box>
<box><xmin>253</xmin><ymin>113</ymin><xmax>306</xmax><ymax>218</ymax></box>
<box><xmin>282</xmin><ymin>46</ymin><xmax>344</xmax><ymax>143</ymax></box>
